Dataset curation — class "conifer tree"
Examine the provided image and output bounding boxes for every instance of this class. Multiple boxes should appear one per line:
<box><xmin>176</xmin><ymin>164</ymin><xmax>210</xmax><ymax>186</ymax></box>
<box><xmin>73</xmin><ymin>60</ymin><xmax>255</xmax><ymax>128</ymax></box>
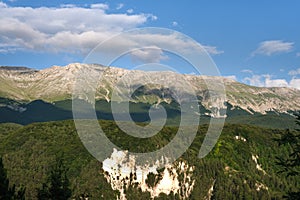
<box><xmin>37</xmin><ymin>156</ymin><xmax>71</xmax><ymax>200</ymax></box>
<box><xmin>0</xmin><ymin>157</ymin><xmax>25</xmax><ymax>200</ymax></box>
<box><xmin>0</xmin><ymin>157</ymin><xmax>12</xmax><ymax>200</ymax></box>
<box><xmin>277</xmin><ymin>112</ymin><xmax>300</xmax><ymax>199</ymax></box>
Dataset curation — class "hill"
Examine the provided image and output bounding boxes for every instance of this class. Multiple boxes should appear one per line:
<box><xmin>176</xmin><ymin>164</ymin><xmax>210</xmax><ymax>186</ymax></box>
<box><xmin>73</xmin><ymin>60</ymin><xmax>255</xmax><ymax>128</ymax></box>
<box><xmin>0</xmin><ymin>120</ymin><xmax>299</xmax><ymax>199</ymax></box>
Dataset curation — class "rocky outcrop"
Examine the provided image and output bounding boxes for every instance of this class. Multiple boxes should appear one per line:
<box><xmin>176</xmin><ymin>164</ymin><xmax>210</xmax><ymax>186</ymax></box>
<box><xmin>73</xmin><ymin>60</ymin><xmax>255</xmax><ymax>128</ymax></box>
<box><xmin>102</xmin><ymin>149</ymin><xmax>195</xmax><ymax>200</ymax></box>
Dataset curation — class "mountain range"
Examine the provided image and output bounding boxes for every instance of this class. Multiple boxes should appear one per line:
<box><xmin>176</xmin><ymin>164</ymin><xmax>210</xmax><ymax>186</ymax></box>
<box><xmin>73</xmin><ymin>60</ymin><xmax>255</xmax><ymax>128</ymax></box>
<box><xmin>0</xmin><ymin>63</ymin><xmax>299</xmax><ymax>128</ymax></box>
<box><xmin>1</xmin><ymin>63</ymin><xmax>300</xmax><ymax>112</ymax></box>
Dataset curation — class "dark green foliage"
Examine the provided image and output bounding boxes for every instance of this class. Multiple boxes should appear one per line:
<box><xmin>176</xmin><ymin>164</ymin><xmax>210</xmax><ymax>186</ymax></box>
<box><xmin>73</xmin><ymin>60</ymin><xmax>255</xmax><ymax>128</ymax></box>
<box><xmin>13</xmin><ymin>187</ymin><xmax>26</xmax><ymax>200</ymax></box>
<box><xmin>276</xmin><ymin>112</ymin><xmax>300</xmax><ymax>199</ymax></box>
<box><xmin>37</xmin><ymin>156</ymin><xmax>71</xmax><ymax>200</ymax></box>
<box><xmin>145</xmin><ymin>172</ymin><xmax>156</xmax><ymax>188</ymax></box>
<box><xmin>0</xmin><ymin>120</ymin><xmax>299</xmax><ymax>199</ymax></box>
<box><xmin>0</xmin><ymin>157</ymin><xmax>11</xmax><ymax>200</ymax></box>
<box><xmin>276</xmin><ymin>130</ymin><xmax>300</xmax><ymax>176</ymax></box>
<box><xmin>0</xmin><ymin>157</ymin><xmax>25</xmax><ymax>200</ymax></box>
<box><xmin>125</xmin><ymin>183</ymin><xmax>151</xmax><ymax>200</ymax></box>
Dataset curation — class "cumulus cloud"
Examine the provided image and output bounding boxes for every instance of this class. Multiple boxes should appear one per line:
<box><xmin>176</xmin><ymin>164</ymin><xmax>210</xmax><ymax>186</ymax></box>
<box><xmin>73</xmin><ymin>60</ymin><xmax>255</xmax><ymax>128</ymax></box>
<box><xmin>172</xmin><ymin>21</ymin><xmax>178</xmax><ymax>27</ymax></box>
<box><xmin>287</xmin><ymin>68</ymin><xmax>300</xmax><ymax>89</ymax></box>
<box><xmin>241</xmin><ymin>68</ymin><xmax>300</xmax><ymax>90</ymax></box>
<box><xmin>0</xmin><ymin>2</ymin><xmax>223</xmax><ymax>62</ymax></box>
<box><xmin>116</xmin><ymin>3</ymin><xmax>124</xmax><ymax>10</ymax></box>
<box><xmin>252</xmin><ymin>40</ymin><xmax>294</xmax><ymax>56</ymax></box>
<box><xmin>127</xmin><ymin>9</ymin><xmax>133</xmax><ymax>14</ymax></box>
<box><xmin>265</xmin><ymin>75</ymin><xmax>289</xmax><ymax>87</ymax></box>
<box><xmin>288</xmin><ymin>68</ymin><xmax>300</xmax><ymax>76</ymax></box>
<box><xmin>290</xmin><ymin>78</ymin><xmax>300</xmax><ymax>90</ymax></box>
<box><xmin>242</xmin><ymin>73</ymin><xmax>299</xmax><ymax>90</ymax></box>
<box><xmin>224</xmin><ymin>75</ymin><xmax>237</xmax><ymax>81</ymax></box>
<box><xmin>203</xmin><ymin>45</ymin><xmax>224</xmax><ymax>55</ymax></box>
<box><xmin>130</xmin><ymin>46</ymin><xmax>168</xmax><ymax>63</ymax></box>
<box><xmin>0</xmin><ymin>3</ymin><xmax>153</xmax><ymax>53</ymax></box>
<box><xmin>90</xmin><ymin>3</ymin><xmax>109</xmax><ymax>10</ymax></box>
<box><xmin>90</xmin><ymin>31</ymin><xmax>224</xmax><ymax>59</ymax></box>
<box><xmin>150</xmin><ymin>15</ymin><xmax>158</xmax><ymax>21</ymax></box>
<box><xmin>243</xmin><ymin>75</ymin><xmax>265</xmax><ymax>87</ymax></box>
<box><xmin>60</xmin><ymin>4</ymin><xmax>77</xmax><ymax>8</ymax></box>
<box><xmin>0</xmin><ymin>1</ymin><xmax>7</xmax><ymax>8</ymax></box>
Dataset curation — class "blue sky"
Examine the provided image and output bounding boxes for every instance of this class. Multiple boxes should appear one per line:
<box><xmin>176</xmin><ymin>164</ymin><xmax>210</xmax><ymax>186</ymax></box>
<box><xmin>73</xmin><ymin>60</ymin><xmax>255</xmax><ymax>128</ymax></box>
<box><xmin>0</xmin><ymin>0</ymin><xmax>300</xmax><ymax>89</ymax></box>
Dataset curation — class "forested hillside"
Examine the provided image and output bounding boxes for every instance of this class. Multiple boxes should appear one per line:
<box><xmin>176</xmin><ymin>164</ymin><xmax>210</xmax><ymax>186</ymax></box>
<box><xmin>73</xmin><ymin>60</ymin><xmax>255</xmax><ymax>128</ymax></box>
<box><xmin>0</xmin><ymin>120</ymin><xmax>299</xmax><ymax>199</ymax></box>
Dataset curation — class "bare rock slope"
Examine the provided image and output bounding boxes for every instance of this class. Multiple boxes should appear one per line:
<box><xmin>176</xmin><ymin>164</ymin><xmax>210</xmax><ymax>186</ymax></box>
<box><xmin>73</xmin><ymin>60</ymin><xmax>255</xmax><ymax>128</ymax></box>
<box><xmin>0</xmin><ymin>63</ymin><xmax>299</xmax><ymax>114</ymax></box>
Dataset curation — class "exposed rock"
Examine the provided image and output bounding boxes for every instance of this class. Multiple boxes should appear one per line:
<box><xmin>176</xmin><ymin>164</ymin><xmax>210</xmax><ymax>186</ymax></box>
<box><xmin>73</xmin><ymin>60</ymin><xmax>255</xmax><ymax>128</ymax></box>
<box><xmin>255</xmin><ymin>181</ymin><xmax>268</xmax><ymax>191</ymax></box>
<box><xmin>0</xmin><ymin>63</ymin><xmax>299</xmax><ymax>114</ymax></box>
<box><xmin>234</xmin><ymin>135</ymin><xmax>247</xmax><ymax>142</ymax></box>
<box><xmin>206</xmin><ymin>179</ymin><xmax>216</xmax><ymax>200</ymax></box>
<box><xmin>102</xmin><ymin>149</ymin><xmax>195</xmax><ymax>200</ymax></box>
<box><xmin>251</xmin><ymin>154</ymin><xmax>266</xmax><ymax>175</ymax></box>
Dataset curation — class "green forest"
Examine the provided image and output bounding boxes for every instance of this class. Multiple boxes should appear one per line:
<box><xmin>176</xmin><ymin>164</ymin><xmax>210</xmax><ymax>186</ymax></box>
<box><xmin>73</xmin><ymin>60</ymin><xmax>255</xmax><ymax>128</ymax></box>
<box><xmin>0</xmin><ymin>118</ymin><xmax>299</xmax><ymax>199</ymax></box>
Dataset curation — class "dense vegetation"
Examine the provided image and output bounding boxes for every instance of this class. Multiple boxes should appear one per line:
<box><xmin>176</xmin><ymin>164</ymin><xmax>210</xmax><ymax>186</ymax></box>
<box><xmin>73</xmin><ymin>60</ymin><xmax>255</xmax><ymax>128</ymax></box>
<box><xmin>0</xmin><ymin>157</ymin><xmax>25</xmax><ymax>199</ymax></box>
<box><xmin>276</xmin><ymin>113</ymin><xmax>300</xmax><ymax>199</ymax></box>
<box><xmin>0</xmin><ymin>119</ymin><xmax>299</xmax><ymax>199</ymax></box>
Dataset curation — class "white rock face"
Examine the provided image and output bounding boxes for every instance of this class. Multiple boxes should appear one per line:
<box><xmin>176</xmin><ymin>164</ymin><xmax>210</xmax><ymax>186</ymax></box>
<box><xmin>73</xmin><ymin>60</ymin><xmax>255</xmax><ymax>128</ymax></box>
<box><xmin>251</xmin><ymin>154</ymin><xmax>266</xmax><ymax>175</ymax></box>
<box><xmin>206</xmin><ymin>180</ymin><xmax>216</xmax><ymax>200</ymax></box>
<box><xmin>102</xmin><ymin>149</ymin><xmax>195</xmax><ymax>200</ymax></box>
<box><xmin>234</xmin><ymin>135</ymin><xmax>247</xmax><ymax>142</ymax></box>
<box><xmin>255</xmin><ymin>181</ymin><xmax>268</xmax><ymax>191</ymax></box>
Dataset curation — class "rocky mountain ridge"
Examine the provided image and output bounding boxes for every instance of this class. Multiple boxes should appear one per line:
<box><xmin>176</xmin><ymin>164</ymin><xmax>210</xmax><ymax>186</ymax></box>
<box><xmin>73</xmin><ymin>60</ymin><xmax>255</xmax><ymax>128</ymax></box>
<box><xmin>0</xmin><ymin>63</ymin><xmax>299</xmax><ymax>114</ymax></box>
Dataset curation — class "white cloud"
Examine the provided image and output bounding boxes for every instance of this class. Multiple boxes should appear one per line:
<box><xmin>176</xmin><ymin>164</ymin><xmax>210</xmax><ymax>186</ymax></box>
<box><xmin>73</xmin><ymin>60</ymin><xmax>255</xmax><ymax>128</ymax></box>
<box><xmin>0</xmin><ymin>3</ymin><xmax>151</xmax><ymax>53</ymax></box>
<box><xmin>296</xmin><ymin>52</ymin><xmax>300</xmax><ymax>57</ymax></box>
<box><xmin>86</xmin><ymin>31</ymin><xmax>224</xmax><ymax>64</ymax></box>
<box><xmin>0</xmin><ymin>2</ymin><xmax>7</xmax><ymax>8</ymax></box>
<box><xmin>241</xmin><ymin>69</ymin><xmax>253</xmax><ymax>74</ymax></box>
<box><xmin>172</xmin><ymin>21</ymin><xmax>178</xmax><ymax>27</ymax></box>
<box><xmin>242</xmin><ymin>73</ymin><xmax>299</xmax><ymax>90</ymax></box>
<box><xmin>265</xmin><ymin>75</ymin><xmax>288</xmax><ymax>87</ymax></box>
<box><xmin>290</xmin><ymin>78</ymin><xmax>300</xmax><ymax>90</ymax></box>
<box><xmin>252</xmin><ymin>40</ymin><xmax>294</xmax><ymax>56</ymax></box>
<box><xmin>116</xmin><ymin>3</ymin><xmax>124</xmax><ymax>10</ymax></box>
<box><xmin>0</xmin><ymin>49</ymin><xmax>9</xmax><ymax>53</ymax></box>
<box><xmin>243</xmin><ymin>75</ymin><xmax>265</xmax><ymax>87</ymax></box>
<box><xmin>0</xmin><ymin>2</ymin><xmax>222</xmax><ymax>62</ymax></box>
<box><xmin>203</xmin><ymin>45</ymin><xmax>224</xmax><ymax>55</ymax></box>
<box><xmin>60</xmin><ymin>4</ymin><xmax>77</xmax><ymax>8</ymax></box>
<box><xmin>90</xmin><ymin>3</ymin><xmax>109</xmax><ymax>10</ymax></box>
<box><xmin>288</xmin><ymin>68</ymin><xmax>300</xmax><ymax>76</ymax></box>
<box><xmin>224</xmin><ymin>75</ymin><xmax>237</xmax><ymax>81</ymax></box>
<box><xmin>150</xmin><ymin>15</ymin><xmax>158</xmax><ymax>21</ymax></box>
<box><xmin>126</xmin><ymin>9</ymin><xmax>133</xmax><ymax>14</ymax></box>
<box><xmin>130</xmin><ymin>46</ymin><xmax>168</xmax><ymax>63</ymax></box>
